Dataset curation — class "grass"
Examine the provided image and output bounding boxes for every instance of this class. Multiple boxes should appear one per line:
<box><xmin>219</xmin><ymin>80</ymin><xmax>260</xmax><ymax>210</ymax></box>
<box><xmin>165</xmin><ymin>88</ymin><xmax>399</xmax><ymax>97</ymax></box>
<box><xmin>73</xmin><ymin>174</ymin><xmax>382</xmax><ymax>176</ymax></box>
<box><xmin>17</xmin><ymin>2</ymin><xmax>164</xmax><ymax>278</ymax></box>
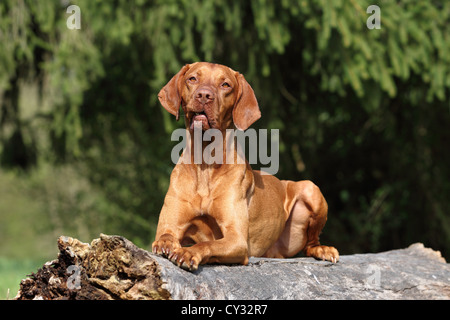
<box><xmin>0</xmin><ymin>257</ymin><xmax>45</xmax><ymax>300</ymax></box>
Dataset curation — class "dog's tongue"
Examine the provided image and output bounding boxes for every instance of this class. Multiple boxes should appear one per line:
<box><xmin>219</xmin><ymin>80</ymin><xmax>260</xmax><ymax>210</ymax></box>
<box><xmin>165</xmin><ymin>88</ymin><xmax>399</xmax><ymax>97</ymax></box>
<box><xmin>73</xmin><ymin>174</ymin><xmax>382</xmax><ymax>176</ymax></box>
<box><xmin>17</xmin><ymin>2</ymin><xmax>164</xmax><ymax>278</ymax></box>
<box><xmin>191</xmin><ymin>114</ymin><xmax>210</xmax><ymax>130</ymax></box>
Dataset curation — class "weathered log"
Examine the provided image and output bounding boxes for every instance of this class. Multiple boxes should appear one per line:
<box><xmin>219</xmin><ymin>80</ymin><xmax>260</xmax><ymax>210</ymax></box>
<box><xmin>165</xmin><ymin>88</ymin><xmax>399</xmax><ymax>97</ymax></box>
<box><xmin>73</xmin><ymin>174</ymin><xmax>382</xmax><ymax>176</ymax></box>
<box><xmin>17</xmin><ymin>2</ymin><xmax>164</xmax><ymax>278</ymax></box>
<box><xmin>15</xmin><ymin>234</ymin><xmax>449</xmax><ymax>300</ymax></box>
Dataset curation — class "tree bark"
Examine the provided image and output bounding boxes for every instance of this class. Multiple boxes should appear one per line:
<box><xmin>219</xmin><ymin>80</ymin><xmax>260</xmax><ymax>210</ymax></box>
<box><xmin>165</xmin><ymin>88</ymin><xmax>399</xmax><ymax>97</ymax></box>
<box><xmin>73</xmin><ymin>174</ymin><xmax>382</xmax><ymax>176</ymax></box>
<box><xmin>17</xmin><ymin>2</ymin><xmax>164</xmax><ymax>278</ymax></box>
<box><xmin>15</xmin><ymin>234</ymin><xmax>449</xmax><ymax>300</ymax></box>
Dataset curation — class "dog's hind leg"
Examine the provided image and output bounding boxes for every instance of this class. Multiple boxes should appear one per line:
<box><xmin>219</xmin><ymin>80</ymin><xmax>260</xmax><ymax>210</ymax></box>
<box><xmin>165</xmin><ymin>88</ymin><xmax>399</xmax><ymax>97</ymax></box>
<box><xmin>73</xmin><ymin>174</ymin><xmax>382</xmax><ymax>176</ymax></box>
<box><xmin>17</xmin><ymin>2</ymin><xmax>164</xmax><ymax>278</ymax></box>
<box><xmin>264</xmin><ymin>180</ymin><xmax>339</xmax><ymax>262</ymax></box>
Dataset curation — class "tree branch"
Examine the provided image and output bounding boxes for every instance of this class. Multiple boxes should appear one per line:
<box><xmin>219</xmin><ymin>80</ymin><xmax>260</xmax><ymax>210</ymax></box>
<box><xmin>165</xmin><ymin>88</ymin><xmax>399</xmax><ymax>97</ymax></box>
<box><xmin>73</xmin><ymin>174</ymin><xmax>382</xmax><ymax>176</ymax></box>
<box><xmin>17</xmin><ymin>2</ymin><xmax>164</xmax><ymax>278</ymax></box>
<box><xmin>15</xmin><ymin>234</ymin><xmax>450</xmax><ymax>300</ymax></box>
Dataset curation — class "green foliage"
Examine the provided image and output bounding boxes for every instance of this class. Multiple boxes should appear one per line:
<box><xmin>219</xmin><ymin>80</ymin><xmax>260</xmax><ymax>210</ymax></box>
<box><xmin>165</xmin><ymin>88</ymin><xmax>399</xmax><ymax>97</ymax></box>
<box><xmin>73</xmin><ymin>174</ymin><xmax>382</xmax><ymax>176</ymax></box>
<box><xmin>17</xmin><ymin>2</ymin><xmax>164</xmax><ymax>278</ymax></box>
<box><xmin>0</xmin><ymin>257</ymin><xmax>43</xmax><ymax>299</ymax></box>
<box><xmin>0</xmin><ymin>0</ymin><xmax>449</xmax><ymax>259</ymax></box>
<box><xmin>0</xmin><ymin>165</ymin><xmax>154</xmax><ymax>259</ymax></box>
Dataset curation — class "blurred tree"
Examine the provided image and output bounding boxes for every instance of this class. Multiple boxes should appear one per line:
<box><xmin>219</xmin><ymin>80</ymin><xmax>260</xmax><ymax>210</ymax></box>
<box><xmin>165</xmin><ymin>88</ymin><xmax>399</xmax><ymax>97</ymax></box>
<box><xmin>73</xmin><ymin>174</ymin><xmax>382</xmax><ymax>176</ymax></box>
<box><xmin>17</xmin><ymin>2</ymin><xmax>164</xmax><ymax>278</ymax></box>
<box><xmin>0</xmin><ymin>0</ymin><xmax>449</xmax><ymax>257</ymax></box>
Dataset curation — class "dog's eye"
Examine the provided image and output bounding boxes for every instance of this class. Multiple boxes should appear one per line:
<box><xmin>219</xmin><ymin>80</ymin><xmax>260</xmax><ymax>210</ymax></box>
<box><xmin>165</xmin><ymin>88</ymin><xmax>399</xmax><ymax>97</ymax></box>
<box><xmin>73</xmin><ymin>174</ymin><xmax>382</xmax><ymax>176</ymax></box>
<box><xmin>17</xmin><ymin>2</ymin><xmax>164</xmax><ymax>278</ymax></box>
<box><xmin>222</xmin><ymin>82</ymin><xmax>231</xmax><ymax>88</ymax></box>
<box><xmin>188</xmin><ymin>76</ymin><xmax>197</xmax><ymax>82</ymax></box>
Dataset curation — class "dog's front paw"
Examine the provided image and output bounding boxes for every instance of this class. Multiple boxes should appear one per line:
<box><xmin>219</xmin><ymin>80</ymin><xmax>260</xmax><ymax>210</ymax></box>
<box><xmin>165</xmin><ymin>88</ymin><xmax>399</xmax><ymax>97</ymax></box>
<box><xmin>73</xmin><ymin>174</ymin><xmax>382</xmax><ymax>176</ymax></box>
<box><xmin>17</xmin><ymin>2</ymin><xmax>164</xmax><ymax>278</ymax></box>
<box><xmin>152</xmin><ymin>234</ymin><xmax>181</xmax><ymax>257</ymax></box>
<box><xmin>168</xmin><ymin>247</ymin><xmax>202</xmax><ymax>272</ymax></box>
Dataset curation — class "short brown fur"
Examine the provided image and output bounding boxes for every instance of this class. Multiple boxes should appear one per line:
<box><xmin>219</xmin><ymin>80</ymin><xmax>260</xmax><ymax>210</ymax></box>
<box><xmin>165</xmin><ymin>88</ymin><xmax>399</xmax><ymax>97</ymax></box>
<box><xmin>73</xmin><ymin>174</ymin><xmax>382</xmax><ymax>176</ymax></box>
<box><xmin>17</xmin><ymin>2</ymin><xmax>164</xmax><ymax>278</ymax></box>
<box><xmin>153</xmin><ymin>62</ymin><xmax>338</xmax><ymax>271</ymax></box>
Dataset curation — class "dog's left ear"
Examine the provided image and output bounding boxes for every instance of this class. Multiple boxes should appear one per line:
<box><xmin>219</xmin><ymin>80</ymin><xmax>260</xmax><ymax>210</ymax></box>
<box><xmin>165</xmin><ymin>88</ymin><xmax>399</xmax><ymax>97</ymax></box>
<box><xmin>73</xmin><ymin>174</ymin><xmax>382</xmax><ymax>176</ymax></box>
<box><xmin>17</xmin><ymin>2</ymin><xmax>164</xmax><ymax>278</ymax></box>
<box><xmin>158</xmin><ymin>64</ymin><xmax>191</xmax><ymax>120</ymax></box>
<box><xmin>233</xmin><ymin>73</ymin><xmax>261</xmax><ymax>131</ymax></box>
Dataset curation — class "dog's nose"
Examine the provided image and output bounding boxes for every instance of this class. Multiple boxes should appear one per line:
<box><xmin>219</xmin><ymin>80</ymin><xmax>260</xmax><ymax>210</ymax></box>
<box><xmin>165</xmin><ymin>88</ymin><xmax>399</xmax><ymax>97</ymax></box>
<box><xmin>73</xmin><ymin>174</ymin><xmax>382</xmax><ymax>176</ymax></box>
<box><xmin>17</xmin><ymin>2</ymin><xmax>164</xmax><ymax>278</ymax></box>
<box><xmin>195</xmin><ymin>88</ymin><xmax>215</xmax><ymax>104</ymax></box>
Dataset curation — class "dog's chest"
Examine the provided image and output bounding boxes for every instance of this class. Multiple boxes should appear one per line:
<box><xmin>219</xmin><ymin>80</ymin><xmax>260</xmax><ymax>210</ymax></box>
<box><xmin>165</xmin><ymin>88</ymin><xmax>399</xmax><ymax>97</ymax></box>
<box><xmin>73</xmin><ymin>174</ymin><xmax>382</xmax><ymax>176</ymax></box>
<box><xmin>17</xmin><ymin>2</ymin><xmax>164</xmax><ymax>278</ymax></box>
<box><xmin>174</xmin><ymin>163</ymin><xmax>242</xmax><ymax>215</ymax></box>
<box><xmin>188</xmin><ymin>165</ymin><xmax>215</xmax><ymax>214</ymax></box>
<box><xmin>195</xmin><ymin>168</ymin><xmax>211</xmax><ymax>198</ymax></box>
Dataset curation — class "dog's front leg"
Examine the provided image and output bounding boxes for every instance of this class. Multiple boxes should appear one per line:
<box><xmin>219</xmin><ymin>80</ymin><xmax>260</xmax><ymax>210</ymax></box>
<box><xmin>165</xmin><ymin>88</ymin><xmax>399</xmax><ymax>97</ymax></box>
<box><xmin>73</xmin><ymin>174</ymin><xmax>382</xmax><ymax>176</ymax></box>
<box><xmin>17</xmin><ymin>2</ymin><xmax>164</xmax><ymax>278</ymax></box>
<box><xmin>152</xmin><ymin>233</ymin><xmax>181</xmax><ymax>257</ymax></box>
<box><xmin>168</xmin><ymin>201</ymin><xmax>250</xmax><ymax>271</ymax></box>
<box><xmin>151</xmin><ymin>196</ymin><xmax>189</xmax><ymax>258</ymax></box>
<box><xmin>168</xmin><ymin>235</ymin><xmax>249</xmax><ymax>271</ymax></box>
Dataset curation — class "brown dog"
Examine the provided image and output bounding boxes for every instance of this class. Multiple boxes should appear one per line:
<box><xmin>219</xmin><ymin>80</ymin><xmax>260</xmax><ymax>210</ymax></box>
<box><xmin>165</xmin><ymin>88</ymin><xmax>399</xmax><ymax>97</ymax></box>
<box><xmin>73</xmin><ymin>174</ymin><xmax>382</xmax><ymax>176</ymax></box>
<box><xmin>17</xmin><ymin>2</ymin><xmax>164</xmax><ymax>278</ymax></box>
<box><xmin>152</xmin><ymin>62</ymin><xmax>339</xmax><ymax>271</ymax></box>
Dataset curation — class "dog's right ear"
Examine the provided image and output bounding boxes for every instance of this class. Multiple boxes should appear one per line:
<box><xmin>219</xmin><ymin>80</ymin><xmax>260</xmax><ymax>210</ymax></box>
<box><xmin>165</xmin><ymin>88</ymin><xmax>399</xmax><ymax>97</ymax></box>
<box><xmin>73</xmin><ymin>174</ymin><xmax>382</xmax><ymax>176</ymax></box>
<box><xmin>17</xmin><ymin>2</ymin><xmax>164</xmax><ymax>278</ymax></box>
<box><xmin>158</xmin><ymin>64</ymin><xmax>191</xmax><ymax>119</ymax></box>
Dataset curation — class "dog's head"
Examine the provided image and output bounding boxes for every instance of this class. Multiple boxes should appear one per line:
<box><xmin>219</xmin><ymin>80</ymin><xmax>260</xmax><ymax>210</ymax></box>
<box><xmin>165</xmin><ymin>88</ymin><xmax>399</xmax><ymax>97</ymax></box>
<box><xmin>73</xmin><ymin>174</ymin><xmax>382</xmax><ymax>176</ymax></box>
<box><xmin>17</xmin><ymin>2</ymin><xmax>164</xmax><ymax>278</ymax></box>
<box><xmin>158</xmin><ymin>62</ymin><xmax>261</xmax><ymax>131</ymax></box>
